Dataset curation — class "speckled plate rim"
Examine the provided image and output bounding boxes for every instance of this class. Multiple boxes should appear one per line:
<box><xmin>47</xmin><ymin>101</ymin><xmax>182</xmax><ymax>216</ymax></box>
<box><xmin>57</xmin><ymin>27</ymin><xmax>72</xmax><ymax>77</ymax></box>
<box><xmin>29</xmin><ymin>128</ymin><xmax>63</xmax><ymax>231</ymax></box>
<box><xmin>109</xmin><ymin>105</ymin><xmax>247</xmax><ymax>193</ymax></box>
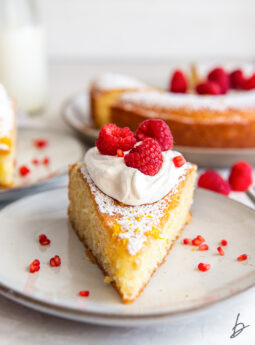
<box><xmin>1</xmin><ymin>188</ymin><xmax>255</xmax><ymax>326</ymax></box>
<box><xmin>0</xmin><ymin>127</ymin><xmax>86</xmax><ymax>197</ymax></box>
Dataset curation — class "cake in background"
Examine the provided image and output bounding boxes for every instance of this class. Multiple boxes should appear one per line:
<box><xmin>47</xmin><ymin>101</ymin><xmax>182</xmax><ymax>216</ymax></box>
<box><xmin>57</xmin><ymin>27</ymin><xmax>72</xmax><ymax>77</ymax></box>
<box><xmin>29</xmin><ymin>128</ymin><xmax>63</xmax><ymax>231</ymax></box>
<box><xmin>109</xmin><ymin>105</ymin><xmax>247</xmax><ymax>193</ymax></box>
<box><xmin>68</xmin><ymin>119</ymin><xmax>197</xmax><ymax>303</ymax></box>
<box><xmin>110</xmin><ymin>64</ymin><xmax>255</xmax><ymax>148</ymax></box>
<box><xmin>0</xmin><ymin>83</ymin><xmax>16</xmax><ymax>187</ymax></box>
<box><xmin>90</xmin><ymin>73</ymin><xmax>152</xmax><ymax>128</ymax></box>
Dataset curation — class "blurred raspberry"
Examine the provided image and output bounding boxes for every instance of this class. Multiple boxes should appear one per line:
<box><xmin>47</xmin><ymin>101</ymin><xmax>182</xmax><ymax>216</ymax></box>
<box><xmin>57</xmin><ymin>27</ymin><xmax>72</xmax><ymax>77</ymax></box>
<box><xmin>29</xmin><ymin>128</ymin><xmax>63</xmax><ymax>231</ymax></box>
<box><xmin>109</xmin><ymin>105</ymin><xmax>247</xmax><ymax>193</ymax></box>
<box><xmin>242</xmin><ymin>73</ymin><xmax>255</xmax><ymax>91</ymax></box>
<box><xmin>228</xmin><ymin>161</ymin><xmax>253</xmax><ymax>191</ymax></box>
<box><xmin>196</xmin><ymin>81</ymin><xmax>221</xmax><ymax>95</ymax></box>
<box><xmin>135</xmin><ymin>119</ymin><xmax>173</xmax><ymax>151</ymax></box>
<box><xmin>96</xmin><ymin>124</ymin><xmax>136</xmax><ymax>156</ymax></box>
<box><xmin>124</xmin><ymin>138</ymin><xmax>163</xmax><ymax>176</ymax></box>
<box><xmin>229</xmin><ymin>69</ymin><xmax>245</xmax><ymax>89</ymax></box>
<box><xmin>169</xmin><ymin>70</ymin><xmax>188</xmax><ymax>93</ymax></box>
<box><xmin>207</xmin><ymin>67</ymin><xmax>230</xmax><ymax>94</ymax></box>
<box><xmin>198</xmin><ymin>170</ymin><xmax>230</xmax><ymax>196</ymax></box>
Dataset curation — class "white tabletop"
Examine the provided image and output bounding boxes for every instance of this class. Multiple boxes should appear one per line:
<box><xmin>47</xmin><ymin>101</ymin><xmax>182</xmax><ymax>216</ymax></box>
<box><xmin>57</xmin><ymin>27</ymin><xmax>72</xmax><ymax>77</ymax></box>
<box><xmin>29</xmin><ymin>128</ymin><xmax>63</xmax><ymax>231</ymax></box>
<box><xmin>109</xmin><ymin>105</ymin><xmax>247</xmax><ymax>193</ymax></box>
<box><xmin>1</xmin><ymin>61</ymin><xmax>255</xmax><ymax>345</ymax></box>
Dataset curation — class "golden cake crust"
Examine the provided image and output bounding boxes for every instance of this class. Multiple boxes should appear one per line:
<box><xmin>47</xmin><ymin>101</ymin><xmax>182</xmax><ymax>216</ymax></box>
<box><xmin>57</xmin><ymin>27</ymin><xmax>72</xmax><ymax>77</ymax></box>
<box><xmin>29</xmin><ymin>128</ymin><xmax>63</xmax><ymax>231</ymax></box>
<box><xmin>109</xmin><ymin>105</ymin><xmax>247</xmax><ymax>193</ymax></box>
<box><xmin>111</xmin><ymin>101</ymin><xmax>255</xmax><ymax>148</ymax></box>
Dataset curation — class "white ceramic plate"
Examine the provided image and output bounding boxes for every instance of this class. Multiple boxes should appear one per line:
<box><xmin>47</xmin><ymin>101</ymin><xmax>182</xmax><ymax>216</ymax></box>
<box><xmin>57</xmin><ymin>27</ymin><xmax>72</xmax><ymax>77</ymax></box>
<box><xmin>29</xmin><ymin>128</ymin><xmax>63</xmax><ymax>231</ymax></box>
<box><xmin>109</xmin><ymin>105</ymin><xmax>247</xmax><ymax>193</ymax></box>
<box><xmin>0</xmin><ymin>187</ymin><xmax>255</xmax><ymax>326</ymax></box>
<box><xmin>0</xmin><ymin>127</ymin><xmax>86</xmax><ymax>202</ymax></box>
<box><xmin>62</xmin><ymin>92</ymin><xmax>255</xmax><ymax>168</ymax></box>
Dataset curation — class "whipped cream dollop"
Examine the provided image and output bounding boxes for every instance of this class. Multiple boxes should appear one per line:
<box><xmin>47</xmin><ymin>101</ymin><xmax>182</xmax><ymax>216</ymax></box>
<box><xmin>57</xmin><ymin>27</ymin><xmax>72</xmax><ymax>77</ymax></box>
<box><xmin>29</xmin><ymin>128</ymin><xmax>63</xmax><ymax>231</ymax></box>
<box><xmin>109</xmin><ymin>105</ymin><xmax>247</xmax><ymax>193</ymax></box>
<box><xmin>0</xmin><ymin>83</ymin><xmax>14</xmax><ymax>140</ymax></box>
<box><xmin>83</xmin><ymin>147</ymin><xmax>190</xmax><ymax>206</ymax></box>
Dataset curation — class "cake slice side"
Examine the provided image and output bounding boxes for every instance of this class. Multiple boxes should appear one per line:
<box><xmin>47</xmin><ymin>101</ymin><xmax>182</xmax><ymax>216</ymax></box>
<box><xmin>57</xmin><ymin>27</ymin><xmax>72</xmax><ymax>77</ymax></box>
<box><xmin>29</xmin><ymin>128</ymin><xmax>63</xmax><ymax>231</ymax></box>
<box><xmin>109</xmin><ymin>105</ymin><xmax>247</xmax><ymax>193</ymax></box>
<box><xmin>68</xmin><ymin>163</ymin><xmax>197</xmax><ymax>303</ymax></box>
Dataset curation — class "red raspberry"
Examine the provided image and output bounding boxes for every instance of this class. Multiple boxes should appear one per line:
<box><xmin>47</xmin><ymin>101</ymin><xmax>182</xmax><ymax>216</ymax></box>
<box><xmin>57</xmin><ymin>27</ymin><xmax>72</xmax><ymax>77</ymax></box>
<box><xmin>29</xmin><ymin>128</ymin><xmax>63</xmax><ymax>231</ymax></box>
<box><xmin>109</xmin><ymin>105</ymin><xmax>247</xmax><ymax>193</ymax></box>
<box><xmin>96</xmin><ymin>124</ymin><xmax>136</xmax><ymax>156</ymax></box>
<box><xmin>229</xmin><ymin>69</ymin><xmax>245</xmax><ymax>89</ymax></box>
<box><xmin>198</xmin><ymin>170</ymin><xmax>230</xmax><ymax>196</ymax></box>
<box><xmin>228</xmin><ymin>161</ymin><xmax>253</xmax><ymax>191</ymax></box>
<box><xmin>207</xmin><ymin>67</ymin><xmax>230</xmax><ymax>94</ymax></box>
<box><xmin>124</xmin><ymin>138</ymin><xmax>163</xmax><ymax>176</ymax></box>
<box><xmin>34</xmin><ymin>139</ymin><xmax>48</xmax><ymax>149</ymax></box>
<box><xmin>242</xmin><ymin>73</ymin><xmax>255</xmax><ymax>91</ymax></box>
<box><xmin>169</xmin><ymin>70</ymin><xmax>188</xmax><ymax>93</ymax></box>
<box><xmin>135</xmin><ymin>119</ymin><xmax>173</xmax><ymax>151</ymax></box>
<box><xmin>196</xmin><ymin>81</ymin><xmax>221</xmax><ymax>95</ymax></box>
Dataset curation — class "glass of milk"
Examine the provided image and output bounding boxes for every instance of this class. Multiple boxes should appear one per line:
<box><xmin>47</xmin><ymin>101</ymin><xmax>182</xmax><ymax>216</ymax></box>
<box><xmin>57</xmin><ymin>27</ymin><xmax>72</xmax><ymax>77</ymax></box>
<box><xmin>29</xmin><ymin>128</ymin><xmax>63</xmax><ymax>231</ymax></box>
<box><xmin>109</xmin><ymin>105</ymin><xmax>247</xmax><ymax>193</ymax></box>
<box><xmin>0</xmin><ymin>0</ymin><xmax>48</xmax><ymax>114</ymax></box>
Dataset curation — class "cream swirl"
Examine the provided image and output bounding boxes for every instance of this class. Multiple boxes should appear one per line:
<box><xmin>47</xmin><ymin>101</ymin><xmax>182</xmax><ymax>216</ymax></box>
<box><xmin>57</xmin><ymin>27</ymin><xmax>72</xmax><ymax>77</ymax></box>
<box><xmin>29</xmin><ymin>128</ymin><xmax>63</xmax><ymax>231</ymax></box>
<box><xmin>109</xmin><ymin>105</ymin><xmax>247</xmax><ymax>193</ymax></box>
<box><xmin>83</xmin><ymin>147</ymin><xmax>190</xmax><ymax>206</ymax></box>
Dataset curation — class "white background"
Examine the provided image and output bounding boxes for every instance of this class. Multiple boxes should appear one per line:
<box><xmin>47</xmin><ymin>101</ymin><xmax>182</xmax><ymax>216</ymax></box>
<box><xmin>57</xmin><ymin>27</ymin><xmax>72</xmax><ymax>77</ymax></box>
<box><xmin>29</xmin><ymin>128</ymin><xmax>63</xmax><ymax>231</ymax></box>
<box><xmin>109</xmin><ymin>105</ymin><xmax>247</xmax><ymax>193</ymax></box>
<box><xmin>38</xmin><ymin>0</ymin><xmax>255</xmax><ymax>61</ymax></box>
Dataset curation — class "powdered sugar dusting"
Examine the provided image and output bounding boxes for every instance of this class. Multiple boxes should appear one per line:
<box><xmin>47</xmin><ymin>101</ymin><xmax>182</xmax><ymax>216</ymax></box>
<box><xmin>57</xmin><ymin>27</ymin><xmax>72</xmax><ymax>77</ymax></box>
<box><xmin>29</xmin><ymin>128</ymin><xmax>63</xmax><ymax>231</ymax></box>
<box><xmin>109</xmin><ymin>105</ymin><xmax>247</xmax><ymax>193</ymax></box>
<box><xmin>118</xmin><ymin>90</ymin><xmax>255</xmax><ymax>112</ymax></box>
<box><xmin>81</xmin><ymin>165</ymin><xmax>190</xmax><ymax>255</ymax></box>
<box><xmin>93</xmin><ymin>73</ymin><xmax>147</xmax><ymax>91</ymax></box>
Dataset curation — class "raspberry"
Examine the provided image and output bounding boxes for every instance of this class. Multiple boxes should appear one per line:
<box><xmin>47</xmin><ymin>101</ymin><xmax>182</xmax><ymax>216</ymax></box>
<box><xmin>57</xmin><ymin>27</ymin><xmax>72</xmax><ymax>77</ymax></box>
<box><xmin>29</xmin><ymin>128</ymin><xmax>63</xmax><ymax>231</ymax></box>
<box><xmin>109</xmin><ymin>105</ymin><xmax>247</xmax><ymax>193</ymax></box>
<box><xmin>169</xmin><ymin>69</ymin><xmax>188</xmax><ymax>93</ymax></box>
<box><xmin>228</xmin><ymin>161</ymin><xmax>253</xmax><ymax>191</ymax></box>
<box><xmin>196</xmin><ymin>81</ymin><xmax>221</xmax><ymax>95</ymax></box>
<box><xmin>39</xmin><ymin>234</ymin><xmax>51</xmax><ymax>246</ymax></box>
<box><xmin>49</xmin><ymin>255</ymin><xmax>61</xmax><ymax>267</ymax></box>
<box><xmin>237</xmin><ymin>254</ymin><xmax>247</xmax><ymax>262</ymax></box>
<box><xmin>198</xmin><ymin>170</ymin><xmax>230</xmax><ymax>196</ymax></box>
<box><xmin>96</xmin><ymin>124</ymin><xmax>136</xmax><ymax>156</ymax></box>
<box><xmin>135</xmin><ymin>119</ymin><xmax>173</xmax><ymax>151</ymax></box>
<box><xmin>42</xmin><ymin>157</ymin><xmax>50</xmax><ymax>166</ymax></box>
<box><xmin>29</xmin><ymin>259</ymin><xmax>40</xmax><ymax>273</ymax></box>
<box><xmin>207</xmin><ymin>67</ymin><xmax>230</xmax><ymax>94</ymax></box>
<box><xmin>242</xmin><ymin>73</ymin><xmax>255</xmax><ymax>90</ymax></box>
<box><xmin>124</xmin><ymin>138</ymin><xmax>163</xmax><ymax>176</ymax></box>
<box><xmin>229</xmin><ymin>69</ymin><xmax>245</xmax><ymax>89</ymax></box>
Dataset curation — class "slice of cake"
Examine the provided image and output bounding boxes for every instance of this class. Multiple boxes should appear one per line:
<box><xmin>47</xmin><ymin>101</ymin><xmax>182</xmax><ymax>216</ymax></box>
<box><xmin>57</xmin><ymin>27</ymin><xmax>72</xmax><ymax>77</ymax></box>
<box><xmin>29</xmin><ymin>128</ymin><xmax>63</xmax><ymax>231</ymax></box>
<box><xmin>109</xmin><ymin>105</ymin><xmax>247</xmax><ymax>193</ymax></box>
<box><xmin>0</xmin><ymin>84</ymin><xmax>16</xmax><ymax>187</ymax></box>
<box><xmin>90</xmin><ymin>73</ymin><xmax>150</xmax><ymax>128</ymax></box>
<box><xmin>68</xmin><ymin>120</ymin><xmax>197</xmax><ymax>303</ymax></box>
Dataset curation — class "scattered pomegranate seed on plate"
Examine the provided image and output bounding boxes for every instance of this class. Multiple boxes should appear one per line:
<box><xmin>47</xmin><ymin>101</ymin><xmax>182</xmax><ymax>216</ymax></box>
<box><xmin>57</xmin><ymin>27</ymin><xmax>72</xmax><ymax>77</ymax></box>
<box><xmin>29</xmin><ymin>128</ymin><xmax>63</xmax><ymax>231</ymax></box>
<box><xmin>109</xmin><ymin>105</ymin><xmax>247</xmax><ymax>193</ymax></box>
<box><xmin>19</xmin><ymin>165</ymin><xmax>30</xmax><ymax>177</ymax></box>
<box><xmin>198</xmin><ymin>263</ymin><xmax>211</xmax><ymax>272</ymax></box>
<box><xmin>49</xmin><ymin>255</ymin><xmax>61</xmax><ymax>267</ymax></box>
<box><xmin>237</xmin><ymin>254</ymin><xmax>248</xmax><ymax>262</ymax></box>
<box><xmin>221</xmin><ymin>239</ymin><xmax>228</xmax><ymax>246</ymax></box>
<box><xmin>34</xmin><ymin>139</ymin><xmax>48</xmax><ymax>149</ymax></box>
<box><xmin>217</xmin><ymin>246</ymin><xmax>225</xmax><ymax>256</ymax></box>
<box><xmin>32</xmin><ymin>158</ymin><xmax>39</xmax><ymax>165</ymax></box>
<box><xmin>79</xmin><ymin>290</ymin><xmax>90</xmax><ymax>297</ymax></box>
<box><xmin>198</xmin><ymin>244</ymin><xmax>209</xmax><ymax>251</ymax></box>
<box><xmin>183</xmin><ymin>238</ymin><xmax>192</xmax><ymax>245</ymax></box>
<box><xmin>42</xmin><ymin>156</ymin><xmax>50</xmax><ymax>166</ymax></box>
<box><xmin>29</xmin><ymin>259</ymin><xmax>40</xmax><ymax>273</ymax></box>
<box><xmin>39</xmin><ymin>234</ymin><xmax>51</xmax><ymax>246</ymax></box>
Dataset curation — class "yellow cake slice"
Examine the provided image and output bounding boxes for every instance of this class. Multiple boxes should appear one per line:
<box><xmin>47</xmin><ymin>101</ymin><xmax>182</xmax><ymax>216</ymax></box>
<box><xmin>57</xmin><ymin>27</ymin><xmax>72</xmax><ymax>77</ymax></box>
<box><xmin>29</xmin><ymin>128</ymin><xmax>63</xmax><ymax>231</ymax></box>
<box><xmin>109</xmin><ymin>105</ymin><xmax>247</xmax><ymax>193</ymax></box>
<box><xmin>90</xmin><ymin>73</ymin><xmax>150</xmax><ymax>128</ymax></box>
<box><xmin>68</xmin><ymin>162</ymin><xmax>197</xmax><ymax>303</ymax></box>
<box><xmin>0</xmin><ymin>84</ymin><xmax>16</xmax><ymax>187</ymax></box>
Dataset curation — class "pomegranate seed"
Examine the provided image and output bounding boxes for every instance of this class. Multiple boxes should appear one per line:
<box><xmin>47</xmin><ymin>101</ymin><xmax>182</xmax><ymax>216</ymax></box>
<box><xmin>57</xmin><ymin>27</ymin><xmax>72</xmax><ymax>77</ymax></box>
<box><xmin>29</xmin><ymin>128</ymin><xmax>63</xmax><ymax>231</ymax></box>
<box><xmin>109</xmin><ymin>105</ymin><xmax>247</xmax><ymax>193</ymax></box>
<box><xmin>39</xmin><ymin>234</ymin><xmax>51</xmax><ymax>246</ymax></box>
<box><xmin>198</xmin><ymin>244</ymin><xmax>209</xmax><ymax>251</ymax></box>
<box><xmin>173</xmin><ymin>155</ymin><xmax>186</xmax><ymax>168</ymax></box>
<box><xmin>29</xmin><ymin>259</ymin><xmax>40</xmax><ymax>273</ymax></box>
<box><xmin>49</xmin><ymin>255</ymin><xmax>61</xmax><ymax>267</ymax></box>
<box><xmin>117</xmin><ymin>149</ymin><xmax>124</xmax><ymax>157</ymax></box>
<box><xmin>79</xmin><ymin>290</ymin><xmax>90</xmax><ymax>297</ymax></box>
<box><xmin>217</xmin><ymin>246</ymin><xmax>225</xmax><ymax>256</ymax></box>
<box><xmin>237</xmin><ymin>254</ymin><xmax>247</xmax><ymax>262</ymax></box>
<box><xmin>42</xmin><ymin>157</ymin><xmax>50</xmax><ymax>165</ymax></box>
<box><xmin>221</xmin><ymin>239</ymin><xmax>228</xmax><ymax>246</ymax></box>
<box><xmin>32</xmin><ymin>158</ymin><xmax>39</xmax><ymax>165</ymax></box>
<box><xmin>34</xmin><ymin>139</ymin><xmax>48</xmax><ymax>149</ymax></box>
<box><xmin>192</xmin><ymin>238</ymin><xmax>202</xmax><ymax>246</ymax></box>
<box><xmin>198</xmin><ymin>263</ymin><xmax>211</xmax><ymax>272</ymax></box>
<box><xmin>183</xmin><ymin>238</ymin><xmax>192</xmax><ymax>245</ymax></box>
<box><xmin>196</xmin><ymin>235</ymin><xmax>205</xmax><ymax>243</ymax></box>
<box><xmin>19</xmin><ymin>165</ymin><xmax>30</xmax><ymax>177</ymax></box>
